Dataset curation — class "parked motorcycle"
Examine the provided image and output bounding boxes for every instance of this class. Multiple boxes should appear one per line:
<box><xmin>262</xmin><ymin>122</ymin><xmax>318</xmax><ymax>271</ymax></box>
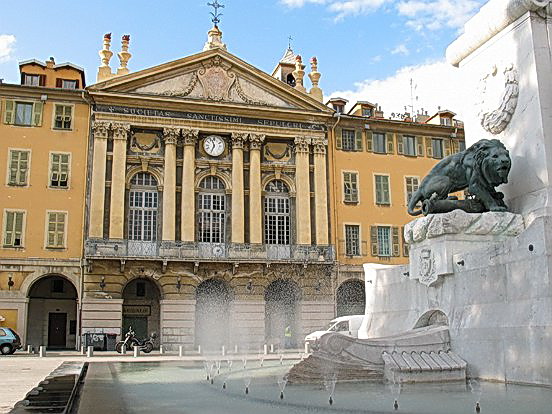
<box><xmin>116</xmin><ymin>327</ymin><xmax>157</xmax><ymax>353</ymax></box>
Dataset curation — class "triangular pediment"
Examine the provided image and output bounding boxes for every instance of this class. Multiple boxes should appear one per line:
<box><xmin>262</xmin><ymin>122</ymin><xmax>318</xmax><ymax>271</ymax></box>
<box><xmin>88</xmin><ymin>49</ymin><xmax>331</xmax><ymax>113</ymax></box>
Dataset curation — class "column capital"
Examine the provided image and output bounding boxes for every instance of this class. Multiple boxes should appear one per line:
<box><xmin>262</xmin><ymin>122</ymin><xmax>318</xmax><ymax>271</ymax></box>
<box><xmin>112</xmin><ymin>123</ymin><xmax>130</xmax><ymax>140</ymax></box>
<box><xmin>312</xmin><ymin>136</ymin><xmax>328</xmax><ymax>155</ymax></box>
<box><xmin>92</xmin><ymin>120</ymin><xmax>111</xmax><ymax>139</ymax></box>
<box><xmin>248</xmin><ymin>133</ymin><xmax>265</xmax><ymax>151</ymax></box>
<box><xmin>182</xmin><ymin>128</ymin><xmax>199</xmax><ymax>145</ymax></box>
<box><xmin>294</xmin><ymin>136</ymin><xmax>311</xmax><ymax>154</ymax></box>
<box><xmin>163</xmin><ymin>127</ymin><xmax>181</xmax><ymax>146</ymax></box>
<box><xmin>231</xmin><ymin>132</ymin><xmax>247</xmax><ymax>149</ymax></box>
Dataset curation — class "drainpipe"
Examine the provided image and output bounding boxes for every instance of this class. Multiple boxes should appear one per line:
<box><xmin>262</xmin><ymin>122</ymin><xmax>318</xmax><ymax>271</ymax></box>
<box><xmin>329</xmin><ymin>112</ymin><xmax>342</xmax><ymax>317</ymax></box>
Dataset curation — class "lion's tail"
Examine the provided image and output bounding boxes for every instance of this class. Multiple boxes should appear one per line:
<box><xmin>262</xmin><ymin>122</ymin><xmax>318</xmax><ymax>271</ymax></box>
<box><xmin>408</xmin><ymin>191</ymin><xmax>424</xmax><ymax>216</ymax></box>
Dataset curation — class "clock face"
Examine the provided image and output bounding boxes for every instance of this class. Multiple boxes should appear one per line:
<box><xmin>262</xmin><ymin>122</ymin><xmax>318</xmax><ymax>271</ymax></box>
<box><xmin>203</xmin><ymin>135</ymin><xmax>225</xmax><ymax>157</ymax></box>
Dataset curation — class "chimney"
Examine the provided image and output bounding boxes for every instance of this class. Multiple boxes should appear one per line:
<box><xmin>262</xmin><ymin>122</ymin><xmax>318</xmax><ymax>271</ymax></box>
<box><xmin>117</xmin><ymin>35</ymin><xmax>132</xmax><ymax>75</ymax></box>
<box><xmin>97</xmin><ymin>33</ymin><xmax>114</xmax><ymax>82</ymax></box>
<box><xmin>293</xmin><ymin>55</ymin><xmax>306</xmax><ymax>93</ymax></box>
<box><xmin>308</xmin><ymin>56</ymin><xmax>323</xmax><ymax>102</ymax></box>
<box><xmin>46</xmin><ymin>57</ymin><xmax>55</xmax><ymax>69</ymax></box>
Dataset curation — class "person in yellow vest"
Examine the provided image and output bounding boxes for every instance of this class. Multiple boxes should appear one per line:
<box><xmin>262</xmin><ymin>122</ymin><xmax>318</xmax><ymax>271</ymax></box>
<box><xmin>284</xmin><ymin>325</ymin><xmax>292</xmax><ymax>349</ymax></box>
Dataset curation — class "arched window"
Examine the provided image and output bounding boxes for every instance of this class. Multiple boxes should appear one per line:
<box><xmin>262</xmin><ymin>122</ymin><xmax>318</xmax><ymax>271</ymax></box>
<box><xmin>264</xmin><ymin>180</ymin><xmax>290</xmax><ymax>245</ymax></box>
<box><xmin>128</xmin><ymin>172</ymin><xmax>159</xmax><ymax>241</ymax></box>
<box><xmin>198</xmin><ymin>176</ymin><xmax>226</xmax><ymax>243</ymax></box>
<box><xmin>286</xmin><ymin>73</ymin><xmax>296</xmax><ymax>87</ymax></box>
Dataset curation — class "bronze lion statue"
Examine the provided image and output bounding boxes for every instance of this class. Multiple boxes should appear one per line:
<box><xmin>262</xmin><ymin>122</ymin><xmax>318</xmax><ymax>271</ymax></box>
<box><xmin>408</xmin><ymin>139</ymin><xmax>511</xmax><ymax>216</ymax></box>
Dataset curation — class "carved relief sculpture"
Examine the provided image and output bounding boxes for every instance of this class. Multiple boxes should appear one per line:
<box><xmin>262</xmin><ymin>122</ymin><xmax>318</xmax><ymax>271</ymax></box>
<box><xmin>407</xmin><ymin>139</ymin><xmax>511</xmax><ymax>216</ymax></box>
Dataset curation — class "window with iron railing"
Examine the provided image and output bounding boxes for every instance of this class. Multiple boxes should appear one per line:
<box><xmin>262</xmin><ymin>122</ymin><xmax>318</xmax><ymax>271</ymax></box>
<box><xmin>198</xmin><ymin>176</ymin><xmax>226</xmax><ymax>243</ymax></box>
<box><xmin>128</xmin><ymin>172</ymin><xmax>159</xmax><ymax>241</ymax></box>
<box><xmin>264</xmin><ymin>180</ymin><xmax>290</xmax><ymax>245</ymax></box>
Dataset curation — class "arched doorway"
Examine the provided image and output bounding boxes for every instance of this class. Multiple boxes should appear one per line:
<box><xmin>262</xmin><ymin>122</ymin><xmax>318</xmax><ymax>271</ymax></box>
<box><xmin>195</xmin><ymin>279</ymin><xmax>232</xmax><ymax>350</ymax></box>
<box><xmin>27</xmin><ymin>275</ymin><xmax>78</xmax><ymax>349</ymax></box>
<box><xmin>265</xmin><ymin>279</ymin><xmax>301</xmax><ymax>349</ymax></box>
<box><xmin>413</xmin><ymin>309</ymin><xmax>449</xmax><ymax>329</ymax></box>
<box><xmin>336</xmin><ymin>279</ymin><xmax>366</xmax><ymax>317</ymax></box>
<box><xmin>122</xmin><ymin>279</ymin><xmax>161</xmax><ymax>343</ymax></box>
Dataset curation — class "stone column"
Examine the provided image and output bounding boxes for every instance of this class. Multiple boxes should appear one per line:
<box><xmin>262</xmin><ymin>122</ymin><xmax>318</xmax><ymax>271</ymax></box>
<box><xmin>89</xmin><ymin>121</ymin><xmax>110</xmax><ymax>238</ymax></box>
<box><xmin>248</xmin><ymin>134</ymin><xmax>265</xmax><ymax>244</ymax></box>
<box><xmin>312</xmin><ymin>137</ymin><xmax>329</xmax><ymax>245</ymax></box>
<box><xmin>181</xmin><ymin>129</ymin><xmax>198</xmax><ymax>242</ymax></box>
<box><xmin>109</xmin><ymin>123</ymin><xmax>130</xmax><ymax>239</ymax></box>
<box><xmin>162</xmin><ymin>127</ymin><xmax>179</xmax><ymax>241</ymax></box>
<box><xmin>231</xmin><ymin>133</ymin><xmax>247</xmax><ymax>244</ymax></box>
<box><xmin>295</xmin><ymin>137</ymin><xmax>311</xmax><ymax>245</ymax></box>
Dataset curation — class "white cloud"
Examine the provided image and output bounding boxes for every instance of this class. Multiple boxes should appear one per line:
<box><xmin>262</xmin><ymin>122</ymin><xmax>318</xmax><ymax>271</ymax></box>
<box><xmin>0</xmin><ymin>34</ymin><xmax>16</xmax><ymax>63</ymax></box>
<box><xmin>370</xmin><ymin>55</ymin><xmax>382</xmax><ymax>63</ymax></box>
<box><xmin>280</xmin><ymin>0</ymin><xmax>389</xmax><ymax>20</ymax></box>
<box><xmin>396</xmin><ymin>0</ymin><xmax>484</xmax><ymax>32</ymax></box>
<box><xmin>280</xmin><ymin>0</ymin><xmax>327</xmax><ymax>7</ymax></box>
<box><xmin>391</xmin><ymin>43</ymin><xmax>409</xmax><ymax>55</ymax></box>
<box><xmin>328</xmin><ymin>59</ymin><xmax>471</xmax><ymax>119</ymax></box>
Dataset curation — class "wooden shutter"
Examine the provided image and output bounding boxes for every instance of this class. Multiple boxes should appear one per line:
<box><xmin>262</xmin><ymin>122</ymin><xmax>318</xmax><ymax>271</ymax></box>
<box><xmin>19</xmin><ymin>152</ymin><xmax>29</xmax><ymax>185</ymax></box>
<box><xmin>392</xmin><ymin>227</ymin><xmax>400</xmax><ymax>257</ymax></box>
<box><xmin>366</xmin><ymin>131</ymin><xmax>373</xmax><ymax>152</ymax></box>
<box><xmin>386</xmin><ymin>133</ymin><xmax>394</xmax><ymax>154</ymax></box>
<box><xmin>425</xmin><ymin>137</ymin><xmax>433</xmax><ymax>158</ymax></box>
<box><xmin>56</xmin><ymin>78</ymin><xmax>62</xmax><ymax>88</ymax></box>
<box><xmin>20</xmin><ymin>73</ymin><xmax>26</xmax><ymax>85</ymax></box>
<box><xmin>32</xmin><ymin>102</ymin><xmax>43</xmax><ymax>126</ymax></box>
<box><xmin>402</xmin><ymin>226</ymin><xmax>409</xmax><ymax>257</ymax></box>
<box><xmin>451</xmin><ymin>140</ymin><xmax>459</xmax><ymax>154</ymax></box>
<box><xmin>355</xmin><ymin>130</ymin><xmax>363</xmax><ymax>151</ymax></box>
<box><xmin>75</xmin><ymin>79</ymin><xmax>80</xmax><ymax>89</ymax></box>
<box><xmin>39</xmin><ymin>75</ymin><xmax>46</xmax><ymax>86</ymax></box>
<box><xmin>370</xmin><ymin>226</ymin><xmax>378</xmax><ymax>256</ymax></box>
<box><xmin>444</xmin><ymin>139</ymin><xmax>451</xmax><ymax>157</ymax></box>
<box><xmin>416</xmin><ymin>137</ymin><xmax>424</xmax><ymax>157</ymax></box>
<box><xmin>396</xmin><ymin>134</ymin><xmax>404</xmax><ymax>154</ymax></box>
<box><xmin>13</xmin><ymin>212</ymin><xmax>23</xmax><ymax>246</ymax></box>
<box><xmin>335</xmin><ymin>127</ymin><xmax>342</xmax><ymax>149</ymax></box>
<box><xmin>3</xmin><ymin>100</ymin><xmax>15</xmax><ymax>124</ymax></box>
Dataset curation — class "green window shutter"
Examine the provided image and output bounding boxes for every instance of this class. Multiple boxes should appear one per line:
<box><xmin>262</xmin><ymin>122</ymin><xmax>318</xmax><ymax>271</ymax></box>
<box><xmin>425</xmin><ymin>137</ymin><xmax>433</xmax><ymax>158</ymax></box>
<box><xmin>4</xmin><ymin>212</ymin><xmax>14</xmax><ymax>245</ymax></box>
<box><xmin>386</xmin><ymin>133</ymin><xmax>394</xmax><ymax>154</ymax></box>
<box><xmin>32</xmin><ymin>102</ymin><xmax>43</xmax><ymax>126</ymax></box>
<box><xmin>444</xmin><ymin>139</ymin><xmax>451</xmax><ymax>157</ymax></box>
<box><xmin>396</xmin><ymin>134</ymin><xmax>404</xmax><ymax>154</ymax></box>
<box><xmin>392</xmin><ymin>226</ymin><xmax>400</xmax><ymax>257</ymax></box>
<box><xmin>4</xmin><ymin>100</ymin><xmax>15</xmax><ymax>125</ymax></box>
<box><xmin>335</xmin><ymin>127</ymin><xmax>342</xmax><ymax>149</ymax></box>
<box><xmin>366</xmin><ymin>131</ymin><xmax>373</xmax><ymax>152</ymax></box>
<box><xmin>355</xmin><ymin>130</ymin><xmax>363</xmax><ymax>151</ymax></box>
<box><xmin>416</xmin><ymin>137</ymin><xmax>424</xmax><ymax>157</ymax></box>
<box><xmin>13</xmin><ymin>212</ymin><xmax>23</xmax><ymax>246</ymax></box>
<box><xmin>451</xmin><ymin>140</ymin><xmax>459</xmax><ymax>154</ymax></box>
<box><xmin>9</xmin><ymin>151</ymin><xmax>18</xmax><ymax>184</ymax></box>
<box><xmin>370</xmin><ymin>226</ymin><xmax>378</xmax><ymax>256</ymax></box>
<box><xmin>383</xmin><ymin>176</ymin><xmax>390</xmax><ymax>204</ymax></box>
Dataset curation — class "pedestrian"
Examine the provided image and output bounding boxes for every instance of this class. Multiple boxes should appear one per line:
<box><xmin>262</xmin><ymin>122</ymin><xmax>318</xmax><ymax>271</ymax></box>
<box><xmin>284</xmin><ymin>325</ymin><xmax>292</xmax><ymax>348</ymax></box>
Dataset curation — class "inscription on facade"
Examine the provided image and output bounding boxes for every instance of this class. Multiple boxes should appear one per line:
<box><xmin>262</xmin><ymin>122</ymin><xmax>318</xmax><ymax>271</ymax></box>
<box><xmin>94</xmin><ymin>104</ymin><xmax>326</xmax><ymax>131</ymax></box>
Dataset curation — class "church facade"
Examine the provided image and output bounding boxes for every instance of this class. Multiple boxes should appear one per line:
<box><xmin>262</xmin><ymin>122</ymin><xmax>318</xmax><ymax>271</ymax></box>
<box><xmin>81</xmin><ymin>29</ymin><xmax>335</xmax><ymax>350</ymax></box>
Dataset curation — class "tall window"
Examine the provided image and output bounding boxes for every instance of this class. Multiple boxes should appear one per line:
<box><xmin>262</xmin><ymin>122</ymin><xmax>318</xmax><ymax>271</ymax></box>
<box><xmin>23</xmin><ymin>74</ymin><xmax>41</xmax><ymax>86</ymax></box>
<box><xmin>342</xmin><ymin>129</ymin><xmax>356</xmax><ymax>151</ymax></box>
<box><xmin>46</xmin><ymin>212</ymin><xmax>66</xmax><ymax>248</ymax></box>
<box><xmin>50</xmin><ymin>153</ymin><xmax>70</xmax><ymax>188</ymax></box>
<box><xmin>405</xmin><ymin>177</ymin><xmax>420</xmax><ymax>203</ymax></box>
<box><xmin>403</xmin><ymin>135</ymin><xmax>417</xmax><ymax>156</ymax></box>
<box><xmin>128</xmin><ymin>172</ymin><xmax>159</xmax><ymax>241</ymax></box>
<box><xmin>15</xmin><ymin>102</ymin><xmax>34</xmax><ymax>126</ymax></box>
<box><xmin>343</xmin><ymin>172</ymin><xmax>358</xmax><ymax>203</ymax></box>
<box><xmin>432</xmin><ymin>138</ymin><xmax>444</xmax><ymax>159</ymax></box>
<box><xmin>373</xmin><ymin>133</ymin><xmax>386</xmax><ymax>153</ymax></box>
<box><xmin>53</xmin><ymin>104</ymin><xmax>73</xmax><ymax>130</ymax></box>
<box><xmin>375</xmin><ymin>175</ymin><xmax>390</xmax><ymax>205</ymax></box>
<box><xmin>3</xmin><ymin>101</ymin><xmax>43</xmax><ymax>126</ymax></box>
<box><xmin>3</xmin><ymin>210</ymin><xmax>25</xmax><ymax>247</ymax></box>
<box><xmin>198</xmin><ymin>176</ymin><xmax>226</xmax><ymax>243</ymax></box>
<box><xmin>7</xmin><ymin>150</ymin><xmax>30</xmax><ymax>186</ymax></box>
<box><xmin>264</xmin><ymin>180</ymin><xmax>290</xmax><ymax>245</ymax></box>
<box><xmin>345</xmin><ymin>225</ymin><xmax>360</xmax><ymax>256</ymax></box>
<box><xmin>377</xmin><ymin>226</ymin><xmax>391</xmax><ymax>257</ymax></box>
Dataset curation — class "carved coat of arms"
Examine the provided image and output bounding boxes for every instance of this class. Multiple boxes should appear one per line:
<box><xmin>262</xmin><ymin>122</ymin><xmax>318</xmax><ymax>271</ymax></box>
<box><xmin>419</xmin><ymin>248</ymin><xmax>437</xmax><ymax>286</ymax></box>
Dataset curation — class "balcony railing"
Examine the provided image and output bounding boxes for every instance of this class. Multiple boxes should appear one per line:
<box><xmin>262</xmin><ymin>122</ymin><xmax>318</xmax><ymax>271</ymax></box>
<box><xmin>85</xmin><ymin>239</ymin><xmax>335</xmax><ymax>263</ymax></box>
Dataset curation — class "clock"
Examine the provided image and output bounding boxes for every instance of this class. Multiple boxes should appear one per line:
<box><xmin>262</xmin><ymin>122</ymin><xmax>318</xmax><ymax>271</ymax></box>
<box><xmin>203</xmin><ymin>135</ymin><xmax>225</xmax><ymax>157</ymax></box>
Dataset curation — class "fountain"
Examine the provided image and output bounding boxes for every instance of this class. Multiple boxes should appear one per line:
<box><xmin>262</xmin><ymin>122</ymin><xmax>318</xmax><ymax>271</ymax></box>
<box><xmin>243</xmin><ymin>375</ymin><xmax>251</xmax><ymax>395</ymax></box>
<box><xmin>277</xmin><ymin>377</ymin><xmax>287</xmax><ymax>399</ymax></box>
<box><xmin>323</xmin><ymin>373</ymin><xmax>336</xmax><ymax>405</ymax></box>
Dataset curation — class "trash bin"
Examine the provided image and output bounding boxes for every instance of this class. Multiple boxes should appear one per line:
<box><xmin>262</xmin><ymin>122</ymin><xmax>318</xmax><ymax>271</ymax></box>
<box><xmin>83</xmin><ymin>333</ymin><xmax>106</xmax><ymax>351</ymax></box>
<box><xmin>106</xmin><ymin>334</ymin><xmax>117</xmax><ymax>351</ymax></box>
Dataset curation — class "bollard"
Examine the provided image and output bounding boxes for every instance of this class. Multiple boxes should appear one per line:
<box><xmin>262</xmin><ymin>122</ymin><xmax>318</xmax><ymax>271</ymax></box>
<box><xmin>87</xmin><ymin>346</ymin><xmax>94</xmax><ymax>358</ymax></box>
<box><xmin>27</xmin><ymin>345</ymin><xmax>33</xmax><ymax>354</ymax></box>
<box><xmin>198</xmin><ymin>345</ymin><xmax>202</xmax><ymax>354</ymax></box>
<box><xmin>81</xmin><ymin>345</ymin><xmax>86</xmax><ymax>355</ymax></box>
<box><xmin>263</xmin><ymin>344</ymin><xmax>268</xmax><ymax>355</ymax></box>
<box><xmin>39</xmin><ymin>346</ymin><xmax>46</xmax><ymax>357</ymax></box>
<box><xmin>222</xmin><ymin>345</ymin><xmax>226</xmax><ymax>356</ymax></box>
<box><xmin>133</xmin><ymin>346</ymin><xmax>140</xmax><ymax>358</ymax></box>
<box><xmin>304</xmin><ymin>342</ymin><xmax>310</xmax><ymax>354</ymax></box>
<box><xmin>121</xmin><ymin>344</ymin><xmax>127</xmax><ymax>354</ymax></box>
<box><xmin>234</xmin><ymin>344</ymin><xmax>238</xmax><ymax>354</ymax></box>
<box><xmin>179</xmin><ymin>345</ymin><xmax>184</xmax><ymax>357</ymax></box>
<box><xmin>159</xmin><ymin>345</ymin><xmax>165</xmax><ymax>355</ymax></box>
<box><xmin>270</xmin><ymin>344</ymin><xmax>274</xmax><ymax>353</ymax></box>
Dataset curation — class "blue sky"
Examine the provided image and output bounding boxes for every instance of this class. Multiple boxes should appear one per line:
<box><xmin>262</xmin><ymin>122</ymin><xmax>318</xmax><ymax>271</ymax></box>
<box><xmin>0</xmin><ymin>0</ymin><xmax>484</xmax><ymax>117</ymax></box>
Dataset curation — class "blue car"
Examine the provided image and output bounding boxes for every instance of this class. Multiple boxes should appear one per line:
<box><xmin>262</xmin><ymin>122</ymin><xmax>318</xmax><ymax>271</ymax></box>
<box><xmin>0</xmin><ymin>327</ymin><xmax>22</xmax><ymax>355</ymax></box>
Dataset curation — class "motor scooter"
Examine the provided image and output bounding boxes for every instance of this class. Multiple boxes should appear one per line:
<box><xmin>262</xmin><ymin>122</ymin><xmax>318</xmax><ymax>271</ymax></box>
<box><xmin>116</xmin><ymin>326</ymin><xmax>157</xmax><ymax>353</ymax></box>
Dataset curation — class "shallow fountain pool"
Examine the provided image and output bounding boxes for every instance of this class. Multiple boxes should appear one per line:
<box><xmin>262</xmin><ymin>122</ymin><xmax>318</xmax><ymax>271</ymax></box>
<box><xmin>76</xmin><ymin>360</ymin><xmax>552</xmax><ymax>414</ymax></box>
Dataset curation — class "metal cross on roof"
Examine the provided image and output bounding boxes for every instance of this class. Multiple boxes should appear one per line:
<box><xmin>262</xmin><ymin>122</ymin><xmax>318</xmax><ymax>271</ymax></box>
<box><xmin>288</xmin><ymin>35</ymin><xmax>293</xmax><ymax>50</ymax></box>
<box><xmin>207</xmin><ymin>0</ymin><xmax>224</xmax><ymax>26</ymax></box>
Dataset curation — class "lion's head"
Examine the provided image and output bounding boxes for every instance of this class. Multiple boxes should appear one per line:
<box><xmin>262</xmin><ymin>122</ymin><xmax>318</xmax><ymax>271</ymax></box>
<box><xmin>471</xmin><ymin>139</ymin><xmax>511</xmax><ymax>186</ymax></box>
